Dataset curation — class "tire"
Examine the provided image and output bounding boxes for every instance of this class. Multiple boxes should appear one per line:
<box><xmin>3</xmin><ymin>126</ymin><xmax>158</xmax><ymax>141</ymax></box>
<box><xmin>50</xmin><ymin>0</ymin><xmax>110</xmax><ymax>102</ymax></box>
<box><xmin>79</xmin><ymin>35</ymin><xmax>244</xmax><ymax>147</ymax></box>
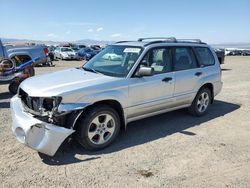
<box><xmin>9</xmin><ymin>81</ymin><xmax>20</xmax><ymax>94</ymax></box>
<box><xmin>25</xmin><ymin>66</ymin><xmax>35</xmax><ymax>76</ymax></box>
<box><xmin>29</xmin><ymin>67</ymin><xmax>35</xmax><ymax>76</ymax></box>
<box><xmin>60</xmin><ymin>55</ymin><xmax>64</xmax><ymax>60</ymax></box>
<box><xmin>188</xmin><ymin>87</ymin><xmax>212</xmax><ymax>116</ymax></box>
<box><xmin>75</xmin><ymin>104</ymin><xmax>121</xmax><ymax>151</ymax></box>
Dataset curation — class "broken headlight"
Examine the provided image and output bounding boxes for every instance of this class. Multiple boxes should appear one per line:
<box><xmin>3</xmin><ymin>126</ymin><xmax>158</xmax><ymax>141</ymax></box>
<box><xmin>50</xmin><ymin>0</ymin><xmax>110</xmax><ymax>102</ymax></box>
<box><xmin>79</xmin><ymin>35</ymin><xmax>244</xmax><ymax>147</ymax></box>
<box><xmin>43</xmin><ymin>96</ymin><xmax>62</xmax><ymax>112</ymax></box>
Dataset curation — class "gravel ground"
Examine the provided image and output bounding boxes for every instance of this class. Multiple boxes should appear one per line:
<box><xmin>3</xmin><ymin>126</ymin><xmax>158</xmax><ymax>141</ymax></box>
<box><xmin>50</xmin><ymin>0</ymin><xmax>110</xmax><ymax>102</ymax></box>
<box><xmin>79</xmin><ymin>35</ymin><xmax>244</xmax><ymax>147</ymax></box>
<box><xmin>0</xmin><ymin>57</ymin><xmax>250</xmax><ymax>188</ymax></box>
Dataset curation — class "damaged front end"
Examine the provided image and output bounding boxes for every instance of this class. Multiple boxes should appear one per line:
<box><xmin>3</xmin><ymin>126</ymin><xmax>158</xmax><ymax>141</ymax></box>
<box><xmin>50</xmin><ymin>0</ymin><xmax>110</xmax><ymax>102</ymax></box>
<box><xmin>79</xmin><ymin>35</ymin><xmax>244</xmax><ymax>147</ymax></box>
<box><xmin>11</xmin><ymin>88</ymin><xmax>88</xmax><ymax>156</ymax></box>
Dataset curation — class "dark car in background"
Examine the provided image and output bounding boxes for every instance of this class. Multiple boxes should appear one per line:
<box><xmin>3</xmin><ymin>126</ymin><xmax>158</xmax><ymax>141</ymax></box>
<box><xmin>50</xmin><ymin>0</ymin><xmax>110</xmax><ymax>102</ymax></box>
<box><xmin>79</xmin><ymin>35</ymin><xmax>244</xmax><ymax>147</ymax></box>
<box><xmin>90</xmin><ymin>45</ymin><xmax>101</xmax><ymax>51</ymax></box>
<box><xmin>78</xmin><ymin>47</ymin><xmax>98</xmax><ymax>60</ymax></box>
<box><xmin>214</xmin><ymin>48</ymin><xmax>225</xmax><ymax>64</ymax></box>
<box><xmin>241</xmin><ymin>50</ymin><xmax>250</xmax><ymax>56</ymax></box>
<box><xmin>48</xmin><ymin>46</ymin><xmax>55</xmax><ymax>61</ymax></box>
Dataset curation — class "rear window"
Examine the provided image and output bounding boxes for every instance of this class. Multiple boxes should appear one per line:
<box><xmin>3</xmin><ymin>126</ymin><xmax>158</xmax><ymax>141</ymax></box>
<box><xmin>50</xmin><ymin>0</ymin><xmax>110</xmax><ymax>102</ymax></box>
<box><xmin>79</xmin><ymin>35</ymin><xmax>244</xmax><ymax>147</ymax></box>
<box><xmin>195</xmin><ymin>47</ymin><xmax>215</xmax><ymax>66</ymax></box>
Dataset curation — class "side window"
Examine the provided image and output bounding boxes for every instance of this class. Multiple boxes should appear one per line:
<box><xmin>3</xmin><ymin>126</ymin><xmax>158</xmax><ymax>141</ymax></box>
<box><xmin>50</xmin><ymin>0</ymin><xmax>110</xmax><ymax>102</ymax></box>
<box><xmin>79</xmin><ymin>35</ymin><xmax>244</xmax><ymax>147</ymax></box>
<box><xmin>195</xmin><ymin>47</ymin><xmax>215</xmax><ymax>66</ymax></box>
<box><xmin>140</xmin><ymin>48</ymin><xmax>172</xmax><ymax>74</ymax></box>
<box><xmin>174</xmin><ymin>47</ymin><xmax>197</xmax><ymax>71</ymax></box>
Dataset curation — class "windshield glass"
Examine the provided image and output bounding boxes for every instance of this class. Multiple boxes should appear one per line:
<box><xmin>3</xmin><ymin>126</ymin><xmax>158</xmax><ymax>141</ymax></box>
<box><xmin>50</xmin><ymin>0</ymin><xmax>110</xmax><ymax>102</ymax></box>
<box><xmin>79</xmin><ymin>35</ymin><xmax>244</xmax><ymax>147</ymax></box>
<box><xmin>83</xmin><ymin>45</ymin><xmax>143</xmax><ymax>77</ymax></box>
<box><xmin>61</xmin><ymin>48</ymin><xmax>73</xmax><ymax>52</ymax></box>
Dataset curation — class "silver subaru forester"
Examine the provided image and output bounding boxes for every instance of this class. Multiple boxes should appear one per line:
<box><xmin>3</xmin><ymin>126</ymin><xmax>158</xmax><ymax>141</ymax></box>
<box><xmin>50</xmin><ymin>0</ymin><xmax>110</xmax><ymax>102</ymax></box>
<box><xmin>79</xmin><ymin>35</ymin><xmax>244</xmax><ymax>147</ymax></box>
<box><xmin>11</xmin><ymin>37</ymin><xmax>222</xmax><ymax>156</ymax></box>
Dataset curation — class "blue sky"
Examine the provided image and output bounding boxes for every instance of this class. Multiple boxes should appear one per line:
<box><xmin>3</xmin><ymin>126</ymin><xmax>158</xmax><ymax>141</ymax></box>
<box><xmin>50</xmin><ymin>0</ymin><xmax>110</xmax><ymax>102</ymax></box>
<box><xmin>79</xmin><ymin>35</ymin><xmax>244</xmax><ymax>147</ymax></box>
<box><xmin>0</xmin><ymin>0</ymin><xmax>249</xmax><ymax>43</ymax></box>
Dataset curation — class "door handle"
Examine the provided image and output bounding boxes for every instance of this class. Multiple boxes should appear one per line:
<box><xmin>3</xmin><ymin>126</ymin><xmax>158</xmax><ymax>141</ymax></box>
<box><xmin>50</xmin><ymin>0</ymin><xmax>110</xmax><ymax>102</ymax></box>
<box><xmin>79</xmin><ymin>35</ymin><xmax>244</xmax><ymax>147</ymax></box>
<box><xmin>195</xmin><ymin>72</ymin><xmax>203</xmax><ymax>77</ymax></box>
<box><xmin>162</xmin><ymin>77</ymin><xmax>173</xmax><ymax>82</ymax></box>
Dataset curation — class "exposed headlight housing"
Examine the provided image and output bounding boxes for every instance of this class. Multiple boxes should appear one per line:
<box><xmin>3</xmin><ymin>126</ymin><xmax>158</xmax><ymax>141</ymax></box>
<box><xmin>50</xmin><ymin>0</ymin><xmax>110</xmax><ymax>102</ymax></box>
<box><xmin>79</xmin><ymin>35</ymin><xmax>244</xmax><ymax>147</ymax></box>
<box><xmin>43</xmin><ymin>96</ymin><xmax>62</xmax><ymax>112</ymax></box>
<box><xmin>19</xmin><ymin>89</ymin><xmax>62</xmax><ymax>117</ymax></box>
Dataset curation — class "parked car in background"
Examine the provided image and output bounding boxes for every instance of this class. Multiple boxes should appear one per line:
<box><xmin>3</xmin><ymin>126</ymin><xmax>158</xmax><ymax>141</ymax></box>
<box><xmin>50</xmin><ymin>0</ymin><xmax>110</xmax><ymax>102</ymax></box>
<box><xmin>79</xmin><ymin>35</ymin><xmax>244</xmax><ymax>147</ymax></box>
<box><xmin>0</xmin><ymin>39</ymin><xmax>37</xmax><ymax>93</ymax></box>
<box><xmin>102</xmin><ymin>53</ymin><xmax>123</xmax><ymax>61</ymax></box>
<box><xmin>214</xmin><ymin>48</ymin><xmax>225</xmax><ymax>64</ymax></box>
<box><xmin>241</xmin><ymin>50</ymin><xmax>250</xmax><ymax>56</ymax></box>
<box><xmin>48</xmin><ymin>46</ymin><xmax>55</xmax><ymax>61</ymax></box>
<box><xmin>78</xmin><ymin>47</ymin><xmax>98</xmax><ymax>60</ymax></box>
<box><xmin>72</xmin><ymin>47</ymin><xmax>80</xmax><ymax>52</ymax></box>
<box><xmin>90</xmin><ymin>45</ymin><xmax>101</xmax><ymax>51</ymax></box>
<box><xmin>11</xmin><ymin>37</ymin><xmax>222</xmax><ymax>156</ymax></box>
<box><xmin>6</xmin><ymin>44</ymin><xmax>48</xmax><ymax>65</ymax></box>
<box><xmin>54</xmin><ymin>47</ymin><xmax>79</xmax><ymax>60</ymax></box>
<box><xmin>75</xmin><ymin>44</ymin><xmax>87</xmax><ymax>49</ymax></box>
<box><xmin>227</xmin><ymin>50</ymin><xmax>242</xmax><ymax>56</ymax></box>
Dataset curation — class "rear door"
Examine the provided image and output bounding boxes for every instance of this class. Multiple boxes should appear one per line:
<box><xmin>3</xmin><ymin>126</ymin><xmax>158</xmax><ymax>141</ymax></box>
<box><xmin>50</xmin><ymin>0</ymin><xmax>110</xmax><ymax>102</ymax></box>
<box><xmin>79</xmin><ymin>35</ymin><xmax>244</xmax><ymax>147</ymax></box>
<box><xmin>172</xmin><ymin>47</ymin><xmax>202</xmax><ymax>105</ymax></box>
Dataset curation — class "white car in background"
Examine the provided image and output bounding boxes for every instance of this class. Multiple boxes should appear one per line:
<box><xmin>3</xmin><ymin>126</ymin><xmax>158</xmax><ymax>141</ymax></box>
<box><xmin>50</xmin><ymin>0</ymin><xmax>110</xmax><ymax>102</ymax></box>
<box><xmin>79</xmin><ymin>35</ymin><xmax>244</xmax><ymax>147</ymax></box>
<box><xmin>54</xmin><ymin>47</ymin><xmax>79</xmax><ymax>60</ymax></box>
<box><xmin>102</xmin><ymin>53</ymin><xmax>123</xmax><ymax>61</ymax></box>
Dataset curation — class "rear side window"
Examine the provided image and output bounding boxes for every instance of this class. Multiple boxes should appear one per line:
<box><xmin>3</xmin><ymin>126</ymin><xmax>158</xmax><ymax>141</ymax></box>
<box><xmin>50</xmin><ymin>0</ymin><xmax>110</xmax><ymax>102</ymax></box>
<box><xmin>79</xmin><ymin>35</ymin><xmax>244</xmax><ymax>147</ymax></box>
<box><xmin>173</xmin><ymin>47</ymin><xmax>197</xmax><ymax>71</ymax></box>
<box><xmin>195</xmin><ymin>47</ymin><xmax>215</xmax><ymax>66</ymax></box>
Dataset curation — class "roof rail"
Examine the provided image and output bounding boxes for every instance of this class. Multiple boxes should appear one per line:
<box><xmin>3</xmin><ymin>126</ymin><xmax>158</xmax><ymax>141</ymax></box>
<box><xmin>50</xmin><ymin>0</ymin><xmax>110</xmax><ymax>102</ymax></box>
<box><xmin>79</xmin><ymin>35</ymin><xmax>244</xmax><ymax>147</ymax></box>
<box><xmin>177</xmin><ymin>39</ymin><xmax>205</xmax><ymax>44</ymax></box>
<box><xmin>115</xmin><ymin>41</ymin><xmax>133</xmax><ymax>44</ymax></box>
<box><xmin>138</xmin><ymin>37</ymin><xmax>177</xmax><ymax>42</ymax></box>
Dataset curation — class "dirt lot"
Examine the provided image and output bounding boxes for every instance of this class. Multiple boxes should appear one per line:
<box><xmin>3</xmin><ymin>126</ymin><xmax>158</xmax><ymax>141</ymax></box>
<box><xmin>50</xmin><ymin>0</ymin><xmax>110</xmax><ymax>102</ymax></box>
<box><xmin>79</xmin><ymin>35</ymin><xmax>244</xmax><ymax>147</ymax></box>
<box><xmin>0</xmin><ymin>57</ymin><xmax>250</xmax><ymax>188</ymax></box>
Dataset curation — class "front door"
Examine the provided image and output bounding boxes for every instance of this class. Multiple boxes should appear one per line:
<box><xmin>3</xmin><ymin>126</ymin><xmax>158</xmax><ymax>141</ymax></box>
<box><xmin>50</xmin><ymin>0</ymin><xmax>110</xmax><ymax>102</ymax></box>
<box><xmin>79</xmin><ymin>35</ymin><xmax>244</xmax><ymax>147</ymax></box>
<box><xmin>127</xmin><ymin>47</ymin><xmax>175</xmax><ymax>119</ymax></box>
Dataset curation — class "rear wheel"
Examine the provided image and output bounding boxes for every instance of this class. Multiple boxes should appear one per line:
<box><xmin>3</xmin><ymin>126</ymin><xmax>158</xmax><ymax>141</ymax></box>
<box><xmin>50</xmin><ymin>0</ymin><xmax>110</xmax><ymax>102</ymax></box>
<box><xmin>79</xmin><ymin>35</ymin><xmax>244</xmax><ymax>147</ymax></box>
<box><xmin>75</xmin><ymin>105</ymin><xmax>120</xmax><ymax>151</ymax></box>
<box><xmin>188</xmin><ymin>87</ymin><xmax>212</xmax><ymax>116</ymax></box>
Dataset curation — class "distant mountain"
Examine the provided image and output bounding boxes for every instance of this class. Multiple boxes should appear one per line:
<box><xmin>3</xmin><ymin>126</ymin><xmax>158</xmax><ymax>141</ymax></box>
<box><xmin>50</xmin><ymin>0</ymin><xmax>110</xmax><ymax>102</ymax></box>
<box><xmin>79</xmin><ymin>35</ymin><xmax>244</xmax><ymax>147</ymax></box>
<box><xmin>1</xmin><ymin>38</ymin><xmax>29</xmax><ymax>43</ymax></box>
<box><xmin>1</xmin><ymin>37</ymin><xmax>115</xmax><ymax>46</ymax></box>
<box><xmin>75</xmin><ymin>39</ymin><xmax>115</xmax><ymax>45</ymax></box>
<box><xmin>1</xmin><ymin>37</ymin><xmax>250</xmax><ymax>49</ymax></box>
<box><xmin>0</xmin><ymin>37</ymin><xmax>63</xmax><ymax>45</ymax></box>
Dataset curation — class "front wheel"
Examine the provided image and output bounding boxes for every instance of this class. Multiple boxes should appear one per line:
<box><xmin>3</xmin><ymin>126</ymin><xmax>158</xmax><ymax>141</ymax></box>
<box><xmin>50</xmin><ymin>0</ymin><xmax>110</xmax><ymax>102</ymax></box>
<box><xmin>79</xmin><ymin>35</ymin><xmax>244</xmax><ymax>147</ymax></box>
<box><xmin>75</xmin><ymin>105</ymin><xmax>121</xmax><ymax>151</ymax></box>
<box><xmin>188</xmin><ymin>87</ymin><xmax>212</xmax><ymax>116</ymax></box>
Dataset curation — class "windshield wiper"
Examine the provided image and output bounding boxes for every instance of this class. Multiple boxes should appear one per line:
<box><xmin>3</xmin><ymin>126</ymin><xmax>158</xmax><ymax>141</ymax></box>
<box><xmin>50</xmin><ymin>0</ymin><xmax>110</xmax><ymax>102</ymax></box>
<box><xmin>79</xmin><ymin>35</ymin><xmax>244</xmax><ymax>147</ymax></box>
<box><xmin>82</xmin><ymin>67</ymin><xmax>100</xmax><ymax>74</ymax></box>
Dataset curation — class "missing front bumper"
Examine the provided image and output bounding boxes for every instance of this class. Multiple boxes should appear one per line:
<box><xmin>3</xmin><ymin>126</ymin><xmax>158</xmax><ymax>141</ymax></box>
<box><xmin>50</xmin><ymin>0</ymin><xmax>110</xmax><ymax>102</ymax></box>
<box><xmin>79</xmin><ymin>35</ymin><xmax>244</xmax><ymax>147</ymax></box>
<box><xmin>10</xmin><ymin>95</ymin><xmax>75</xmax><ymax>156</ymax></box>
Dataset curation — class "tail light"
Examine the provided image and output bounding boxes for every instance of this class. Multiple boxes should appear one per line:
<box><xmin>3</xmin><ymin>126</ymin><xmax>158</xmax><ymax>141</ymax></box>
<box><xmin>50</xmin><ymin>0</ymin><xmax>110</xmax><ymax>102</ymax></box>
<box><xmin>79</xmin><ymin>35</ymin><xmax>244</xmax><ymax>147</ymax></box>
<box><xmin>44</xmin><ymin>48</ymin><xmax>49</xmax><ymax>56</ymax></box>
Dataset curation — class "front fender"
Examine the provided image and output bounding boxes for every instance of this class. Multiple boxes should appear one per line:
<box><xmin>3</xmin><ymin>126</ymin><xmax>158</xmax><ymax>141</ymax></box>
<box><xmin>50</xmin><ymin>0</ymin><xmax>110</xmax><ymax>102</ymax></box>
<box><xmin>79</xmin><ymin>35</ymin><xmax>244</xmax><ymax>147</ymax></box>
<box><xmin>76</xmin><ymin>90</ymin><xmax>128</xmax><ymax>108</ymax></box>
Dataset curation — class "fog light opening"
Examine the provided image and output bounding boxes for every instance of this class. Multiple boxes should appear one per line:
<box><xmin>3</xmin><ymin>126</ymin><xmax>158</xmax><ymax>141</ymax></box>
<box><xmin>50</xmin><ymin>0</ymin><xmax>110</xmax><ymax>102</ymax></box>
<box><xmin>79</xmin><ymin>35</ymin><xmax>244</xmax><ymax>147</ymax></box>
<box><xmin>15</xmin><ymin>127</ymin><xmax>26</xmax><ymax>143</ymax></box>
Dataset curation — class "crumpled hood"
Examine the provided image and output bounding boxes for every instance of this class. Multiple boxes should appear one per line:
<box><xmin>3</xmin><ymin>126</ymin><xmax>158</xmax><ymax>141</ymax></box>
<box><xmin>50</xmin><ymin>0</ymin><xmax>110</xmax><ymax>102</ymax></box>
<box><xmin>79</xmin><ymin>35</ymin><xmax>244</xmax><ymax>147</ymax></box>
<box><xmin>20</xmin><ymin>68</ymin><xmax>116</xmax><ymax>97</ymax></box>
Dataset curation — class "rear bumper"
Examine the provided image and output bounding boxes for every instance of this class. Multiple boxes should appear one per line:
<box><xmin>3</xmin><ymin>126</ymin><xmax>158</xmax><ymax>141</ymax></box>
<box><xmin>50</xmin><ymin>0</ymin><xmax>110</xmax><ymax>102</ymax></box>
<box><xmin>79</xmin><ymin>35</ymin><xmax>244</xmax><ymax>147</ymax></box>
<box><xmin>214</xmin><ymin>81</ymin><xmax>223</xmax><ymax>96</ymax></box>
<box><xmin>10</xmin><ymin>95</ymin><xmax>75</xmax><ymax>156</ymax></box>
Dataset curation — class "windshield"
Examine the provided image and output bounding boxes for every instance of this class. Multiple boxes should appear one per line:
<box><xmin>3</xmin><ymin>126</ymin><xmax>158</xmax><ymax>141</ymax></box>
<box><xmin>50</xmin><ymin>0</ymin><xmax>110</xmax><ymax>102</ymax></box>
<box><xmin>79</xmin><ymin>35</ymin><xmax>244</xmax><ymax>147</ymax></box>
<box><xmin>61</xmin><ymin>48</ymin><xmax>73</xmax><ymax>52</ymax></box>
<box><xmin>83</xmin><ymin>45</ymin><xmax>142</xmax><ymax>77</ymax></box>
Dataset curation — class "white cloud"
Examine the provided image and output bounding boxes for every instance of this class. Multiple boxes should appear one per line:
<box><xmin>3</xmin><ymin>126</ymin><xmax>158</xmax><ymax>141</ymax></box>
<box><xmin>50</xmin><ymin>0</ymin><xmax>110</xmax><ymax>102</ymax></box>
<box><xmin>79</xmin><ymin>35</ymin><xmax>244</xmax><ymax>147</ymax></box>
<box><xmin>88</xmin><ymin>27</ymin><xmax>103</xmax><ymax>33</ymax></box>
<box><xmin>96</xmin><ymin>27</ymin><xmax>103</xmax><ymax>32</ymax></box>
<box><xmin>47</xmin><ymin>33</ymin><xmax>58</xmax><ymax>38</ymax></box>
<box><xmin>88</xmin><ymin>29</ymin><xmax>94</xmax><ymax>33</ymax></box>
<box><xmin>110</xmin><ymin>33</ymin><xmax>122</xmax><ymax>38</ymax></box>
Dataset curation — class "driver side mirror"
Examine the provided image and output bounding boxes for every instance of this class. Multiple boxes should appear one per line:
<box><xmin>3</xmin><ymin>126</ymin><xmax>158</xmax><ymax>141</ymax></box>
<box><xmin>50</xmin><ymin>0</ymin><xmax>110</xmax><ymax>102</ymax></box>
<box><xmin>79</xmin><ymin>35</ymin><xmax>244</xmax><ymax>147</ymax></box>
<box><xmin>136</xmin><ymin>67</ymin><xmax>154</xmax><ymax>77</ymax></box>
